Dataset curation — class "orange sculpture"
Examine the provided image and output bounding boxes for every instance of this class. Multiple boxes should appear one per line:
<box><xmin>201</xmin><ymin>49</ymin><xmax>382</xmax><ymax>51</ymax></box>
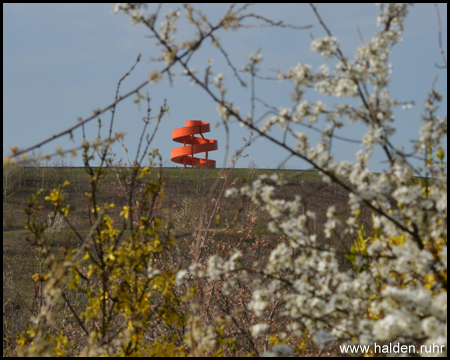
<box><xmin>171</xmin><ymin>120</ymin><xmax>218</xmax><ymax>168</ymax></box>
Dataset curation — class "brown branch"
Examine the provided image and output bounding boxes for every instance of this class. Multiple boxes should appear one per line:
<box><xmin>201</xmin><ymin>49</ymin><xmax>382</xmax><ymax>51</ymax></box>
<box><xmin>434</xmin><ymin>3</ymin><xmax>447</xmax><ymax>69</ymax></box>
<box><xmin>11</xmin><ymin>79</ymin><xmax>148</xmax><ymax>158</ymax></box>
<box><xmin>109</xmin><ymin>53</ymin><xmax>142</xmax><ymax>140</ymax></box>
<box><xmin>10</xmin><ymin>61</ymin><xmax>172</xmax><ymax>159</ymax></box>
<box><xmin>61</xmin><ymin>291</ymin><xmax>89</xmax><ymax>336</ymax></box>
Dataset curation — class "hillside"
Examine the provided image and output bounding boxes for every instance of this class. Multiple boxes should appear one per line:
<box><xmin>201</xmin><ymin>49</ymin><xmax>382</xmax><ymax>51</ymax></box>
<box><xmin>3</xmin><ymin>165</ymin><xmax>374</xmax><ymax>354</ymax></box>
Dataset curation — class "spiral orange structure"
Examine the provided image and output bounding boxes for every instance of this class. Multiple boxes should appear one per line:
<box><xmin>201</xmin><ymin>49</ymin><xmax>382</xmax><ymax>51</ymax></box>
<box><xmin>171</xmin><ymin>120</ymin><xmax>218</xmax><ymax>168</ymax></box>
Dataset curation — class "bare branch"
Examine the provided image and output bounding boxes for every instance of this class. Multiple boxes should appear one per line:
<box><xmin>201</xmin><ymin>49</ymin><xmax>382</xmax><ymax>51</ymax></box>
<box><xmin>434</xmin><ymin>3</ymin><xmax>447</xmax><ymax>69</ymax></box>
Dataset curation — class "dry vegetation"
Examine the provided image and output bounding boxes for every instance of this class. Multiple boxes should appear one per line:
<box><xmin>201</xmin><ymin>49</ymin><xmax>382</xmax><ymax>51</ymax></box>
<box><xmin>3</xmin><ymin>164</ymin><xmax>374</xmax><ymax>356</ymax></box>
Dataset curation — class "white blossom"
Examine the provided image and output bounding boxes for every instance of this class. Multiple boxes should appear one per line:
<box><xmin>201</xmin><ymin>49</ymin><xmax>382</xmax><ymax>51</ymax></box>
<box><xmin>311</xmin><ymin>36</ymin><xmax>338</xmax><ymax>59</ymax></box>
<box><xmin>251</xmin><ymin>323</ymin><xmax>268</xmax><ymax>337</ymax></box>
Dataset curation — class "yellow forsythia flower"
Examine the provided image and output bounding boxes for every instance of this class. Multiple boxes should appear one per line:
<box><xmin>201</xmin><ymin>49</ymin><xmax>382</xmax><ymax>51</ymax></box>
<box><xmin>120</xmin><ymin>206</ymin><xmax>130</xmax><ymax>220</ymax></box>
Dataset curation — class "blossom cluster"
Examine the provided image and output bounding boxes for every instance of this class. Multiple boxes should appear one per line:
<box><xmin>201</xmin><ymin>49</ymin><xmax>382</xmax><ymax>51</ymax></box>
<box><xmin>110</xmin><ymin>3</ymin><xmax>447</xmax><ymax>356</ymax></box>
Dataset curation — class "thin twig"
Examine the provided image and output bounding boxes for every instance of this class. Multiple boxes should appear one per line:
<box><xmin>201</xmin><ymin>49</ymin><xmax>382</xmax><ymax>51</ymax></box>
<box><xmin>434</xmin><ymin>3</ymin><xmax>447</xmax><ymax>69</ymax></box>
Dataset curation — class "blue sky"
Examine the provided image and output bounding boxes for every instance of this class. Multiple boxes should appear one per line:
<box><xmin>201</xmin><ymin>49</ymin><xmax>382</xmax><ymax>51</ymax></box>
<box><xmin>3</xmin><ymin>3</ymin><xmax>447</xmax><ymax>171</ymax></box>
